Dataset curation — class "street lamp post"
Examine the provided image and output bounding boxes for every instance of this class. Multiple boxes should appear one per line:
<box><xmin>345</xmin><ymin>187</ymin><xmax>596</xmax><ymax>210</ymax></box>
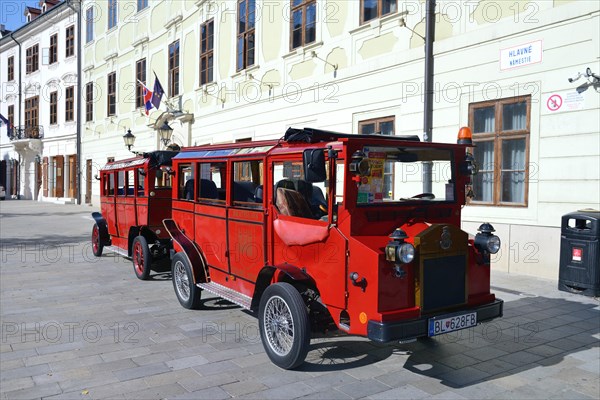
<box><xmin>123</xmin><ymin>130</ymin><xmax>136</xmax><ymax>152</ymax></box>
<box><xmin>158</xmin><ymin>122</ymin><xmax>173</xmax><ymax>147</ymax></box>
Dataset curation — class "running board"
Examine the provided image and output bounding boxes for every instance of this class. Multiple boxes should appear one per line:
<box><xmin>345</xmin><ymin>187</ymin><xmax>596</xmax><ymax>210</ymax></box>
<box><xmin>198</xmin><ymin>282</ymin><xmax>252</xmax><ymax>310</ymax></box>
<box><xmin>105</xmin><ymin>246</ymin><xmax>130</xmax><ymax>259</ymax></box>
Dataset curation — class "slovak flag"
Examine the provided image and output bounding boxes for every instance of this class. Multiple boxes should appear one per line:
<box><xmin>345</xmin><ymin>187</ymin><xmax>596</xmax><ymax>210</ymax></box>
<box><xmin>138</xmin><ymin>80</ymin><xmax>153</xmax><ymax>116</ymax></box>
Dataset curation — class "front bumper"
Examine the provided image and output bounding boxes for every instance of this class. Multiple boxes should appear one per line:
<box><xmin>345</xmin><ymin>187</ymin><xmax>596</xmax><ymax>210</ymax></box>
<box><xmin>367</xmin><ymin>299</ymin><xmax>504</xmax><ymax>342</ymax></box>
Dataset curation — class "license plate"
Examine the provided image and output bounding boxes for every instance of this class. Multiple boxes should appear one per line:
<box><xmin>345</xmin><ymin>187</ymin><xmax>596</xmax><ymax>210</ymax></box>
<box><xmin>428</xmin><ymin>312</ymin><xmax>477</xmax><ymax>337</ymax></box>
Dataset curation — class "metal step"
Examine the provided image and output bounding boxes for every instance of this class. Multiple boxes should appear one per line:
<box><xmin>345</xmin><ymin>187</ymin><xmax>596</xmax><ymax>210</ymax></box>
<box><xmin>105</xmin><ymin>245</ymin><xmax>130</xmax><ymax>258</ymax></box>
<box><xmin>198</xmin><ymin>281</ymin><xmax>252</xmax><ymax>310</ymax></box>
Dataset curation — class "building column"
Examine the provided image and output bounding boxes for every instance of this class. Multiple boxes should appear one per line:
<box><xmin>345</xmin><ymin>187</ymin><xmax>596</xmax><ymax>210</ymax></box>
<box><xmin>63</xmin><ymin>156</ymin><xmax>68</xmax><ymax>199</ymax></box>
<box><xmin>48</xmin><ymin>156</ymin><xmax>55</xmax><ymax>197</ymax></box>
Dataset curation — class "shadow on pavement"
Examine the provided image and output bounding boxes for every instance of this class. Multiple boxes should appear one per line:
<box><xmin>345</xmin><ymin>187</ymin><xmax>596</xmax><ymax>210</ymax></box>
<box><xmin>402</xmin><ymin>295</ymin><xmax>599</xmax><ymax>388</ymax></box>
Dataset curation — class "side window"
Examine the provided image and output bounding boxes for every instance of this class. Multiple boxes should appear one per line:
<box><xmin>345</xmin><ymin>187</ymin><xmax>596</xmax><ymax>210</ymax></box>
<box><xmin>137</xmin><ymin>169</ymin><xmax>146</xmax><ymax>196</ymax></box>
<box><xmin>198</xmin><ymin>162</ymin><xmax>226</xmax><ymax>203</ymax></box>
<box><xmin>178</xmin><ymin>163</ymin><xmax>194</xmax><ymax>200</ymax></box>
<box><xmin>233</xmin><ymin>160</ymin><xmax>263</xmax><ymax>208</ymax></box>
<box><xmin>154</xmin><ymin>168</ymin><xmax>172</xmax><ymax>188</ymax></box>
<box><xmin>117</xmin><ymin>171</ymin><xmax>125</xmax><ymax>196</ymax></box>
<box><xmin>273</xmin><ymin>161</ymin><xmax>319</xmax><ymax>219</ymax></box>
<box><xmin>109</xmin><ymin>173</ymin><xmax>115</xmax><ymax>195</ymax></box>
<box><xmin>127</xmin><ymin>170</ymin><xmax>135</xmax><ymax>196</ymax></box>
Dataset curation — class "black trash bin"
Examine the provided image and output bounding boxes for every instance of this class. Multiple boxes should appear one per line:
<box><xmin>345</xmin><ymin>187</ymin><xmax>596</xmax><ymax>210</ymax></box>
<box><xmin>558</xmin><ymin>210</ymin><xmax>600</xmax><ymax>297</ymax></box>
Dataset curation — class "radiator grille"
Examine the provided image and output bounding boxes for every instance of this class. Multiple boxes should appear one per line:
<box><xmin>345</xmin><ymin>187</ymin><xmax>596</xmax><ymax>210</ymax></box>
<box><xmin>422</xmin><ymin>255</ymin><xmax>467</xmax><ymax>312</ymax></box>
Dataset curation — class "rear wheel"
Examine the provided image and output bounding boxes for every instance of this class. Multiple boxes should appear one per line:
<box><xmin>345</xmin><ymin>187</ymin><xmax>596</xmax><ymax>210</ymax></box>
<box><xmin>91</xmin><ymin>224</ymin><xmax>103</xmax><ymax>257</ymax></box>
<box><xmin>132</xmin><ymin>236</ymin><xmax>152</xmax><ymax>280</ymax></box>
<box><xmin>259</xmin><ymin>283</ymin><xmax>311</xmax><ymax>370</ymax></box>
<box><xmin>171</xmin><ymin>252</ymin><xmax>202</xmax><ymax>309</ymax></box>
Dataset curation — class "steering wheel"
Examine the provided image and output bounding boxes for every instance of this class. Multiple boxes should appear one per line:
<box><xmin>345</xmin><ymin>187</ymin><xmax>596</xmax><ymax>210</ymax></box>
<box><xmin>412</xmin><ymin>192</ymin><xmax>435</xmax><ymax>200</ymax></box>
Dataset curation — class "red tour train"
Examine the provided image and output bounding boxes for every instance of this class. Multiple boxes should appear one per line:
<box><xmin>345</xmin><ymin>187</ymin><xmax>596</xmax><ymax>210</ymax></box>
<box><xmin>162</xmin><ymin>127</ymin><xmax>503</xmax><ymax>369</ymax></box>
<box><xmin>91</xmin><ymin>151</ymin><xmax>178</xmax><ymax>279</ymax></box>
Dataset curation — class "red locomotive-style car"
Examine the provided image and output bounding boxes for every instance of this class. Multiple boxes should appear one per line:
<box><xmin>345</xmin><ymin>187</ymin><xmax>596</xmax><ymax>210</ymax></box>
<box><xmin>163</xmin><ymin>127</ymin><xmax>503</xmax><ymax>369</ymax></box>
<box><xmin>91</xmin><ymin>151</ymin><xmax>178</xmax><ymax>279</ymax></box>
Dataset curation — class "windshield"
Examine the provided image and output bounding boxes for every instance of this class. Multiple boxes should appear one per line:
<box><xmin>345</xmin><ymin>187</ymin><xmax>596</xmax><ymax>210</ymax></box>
<box><xmin>354</xmin><ymin>146</ymin><xmax>455</xmax><ymax>204</ymax></box>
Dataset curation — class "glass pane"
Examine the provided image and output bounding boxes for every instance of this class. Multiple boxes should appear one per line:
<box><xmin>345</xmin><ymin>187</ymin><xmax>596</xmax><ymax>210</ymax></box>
<box><xmin>379</xmin><ymin>120</ymin><xmax>394</xmax><ymax>135</ymax></box>
<box><xmin>248</xmin><ymin>0</ymin><xmax>255</xmax><ymax>28</ymax></box>
<box><xmin>501</xmin><ymin>171</ymin><xmax>525</xmax><ymax>203</ymax></box>
<box><xmin>473</xmin><ymin>141</ymin><xmax>494</xmax><ymax>202</ymax></box>
<box><xmin>292</xmin><ymin>28</ymin><xmax>302</xmax><ymax>49</ymax></box>
<box><xmin>473</xmin><ymin>106</ymin><xmax>495</xmax><ymax>133</ymax></box>
<box><xmin>501</xmin><ymin>138</ymin><xmax>526</xmax><ymax>170</ymax></box>
<box><xmin>473</xmin><ymin>172</ymin><xmax>494</xmax><ymax>202</ymax></box>
<box><xmin>306</xmin><ymin>3</ymin><xmax>316</xmax><ymax>25</ymax></box>
<box><xmin>384</xmin><ymin>173</ymin><xmax>393</xmax><ymax>200</ymax></box>
<box><xmin>292</xmin><ymin>0</ymin><xmax>302</xmax><ymax>6</ymax></box>
<box><xmin>502</xmin><ymin>101</ymin><xmax>527</xmax><ymax>131</ymax></box>
<box><xmin>238</xmin><ymin>1</ymin><xmax>246</xmax><ymax>33</ymax></box>
<box><xmin>237</xmin><ymin>36</ymin><xmax>244</xmax><ymax>69</ymax></box>
<box><xmin>360</xmin><ymin>123</ymin><xmax>375</xmax><ymax>134</ymax></box>
<box><xmin>247</xmin><ymin>33</ymin><xmax>255</xmax><ymax>66</ymax></box>
<box><xmin>382</xmin><ymin>0</ymin><xmax>397</xmax><ymax>15</ymax></box>
<box><xmin>363</xmin><ymin>0</ymin><xmax>377</xmax><ymax>22</ymax></box>
<box><xmin>208</xmin><ymin>56</ymin><xmax>213</xmax><ymax>82</ymax></box>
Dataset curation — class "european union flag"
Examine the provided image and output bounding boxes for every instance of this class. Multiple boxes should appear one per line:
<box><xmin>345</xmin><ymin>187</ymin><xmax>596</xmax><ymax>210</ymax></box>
<box><xmin>0</xmin><ymin>113</ymin><xmax>12</xmax><ymax>137</ymax></box>
<box><xmin>151</xmin><ymin>74</ymin><xmax>164</xmax><ymax>110</ymax></box>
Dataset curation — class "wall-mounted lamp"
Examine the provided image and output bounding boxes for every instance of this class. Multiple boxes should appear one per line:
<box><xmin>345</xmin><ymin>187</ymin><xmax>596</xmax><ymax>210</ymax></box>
<box><xmin>399</xmin><ymin>18</ymin><xmax>425</xmax><ymax>41</ymax></box>
<box><xmin>123</xmin><ymin>129</ymin><xmax>136</xmax><ymax>152</ymax></box>
<box><xmin>158</xmin><ymin>122</ymin><xmax>173</xmax><ymax>147</ymax></box>
<box><xmin>311</xmin><ymin>51</ymin><xmax>338</xmax><ymax>77</ymax></box>
<box><xmin>34</xmin><ymin>154</ymin><xmax>42</xmax><ymax>164</ymax></box>
<box><xmin>248</xmin><ymin>73</ymin><xmax>274</xmax><ymax>95</ymax></box>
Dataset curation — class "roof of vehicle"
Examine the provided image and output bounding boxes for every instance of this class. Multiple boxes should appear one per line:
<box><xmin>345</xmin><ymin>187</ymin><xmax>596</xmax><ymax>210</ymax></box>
<box><xmin>101</xmin><ymin>151</ymin><xmax>179</xmax><ymax>171</ymax></box>
<box><xmin>174</xmin><ymin>127</ymin><xmax>424</xmax><ymax>161</ymax></box>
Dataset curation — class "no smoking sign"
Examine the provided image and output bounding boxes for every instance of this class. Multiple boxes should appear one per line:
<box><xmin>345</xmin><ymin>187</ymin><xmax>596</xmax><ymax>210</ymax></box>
<box><xmin>547</xmin><ymin>94</ymin><xmax>563</xmax><ymax>112</ymax></box>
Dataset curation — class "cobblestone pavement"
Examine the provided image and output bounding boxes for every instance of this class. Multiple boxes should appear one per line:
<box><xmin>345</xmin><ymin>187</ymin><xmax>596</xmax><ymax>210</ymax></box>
<box><xmin>1</xmin><ymin>201</ymin><xmax>599</xmax><ymax>399</ymax></box>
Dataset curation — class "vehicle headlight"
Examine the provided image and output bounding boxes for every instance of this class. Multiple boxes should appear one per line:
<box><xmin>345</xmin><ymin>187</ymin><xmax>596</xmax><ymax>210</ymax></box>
<box><xmin>486</xmin><ymin>235</ymin><xmax>501</xmax><ymax>254</ymax></box>
<box><xmin>475</xmin><ymin>223</ymin><xmax>501</xmax><ymax>254</ymax></box>
<box><xmin>398</xmin><ymin>243</ymin><xmax>415</xmax><ymax>263</ymax></box>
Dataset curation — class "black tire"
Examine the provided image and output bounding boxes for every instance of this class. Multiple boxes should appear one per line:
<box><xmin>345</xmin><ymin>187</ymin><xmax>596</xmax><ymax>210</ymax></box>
<box><xmin>132</xmin><ymin>236</ymin><xmax>152</xmax><ymax>280</ymax></box>
<box><xmin>258</xmin><ymin>282</ymin><xmax>311</xmax><ymax>370</ymax></box>
<box><xmin>91</xmin><ymin>224</ymin><xmax>103</xmax><ymax>257</ymax></box>
<box><xmin>171</xmin><ymin>252</ymin><xmax>202</xmax><ymax>309</ymax></box>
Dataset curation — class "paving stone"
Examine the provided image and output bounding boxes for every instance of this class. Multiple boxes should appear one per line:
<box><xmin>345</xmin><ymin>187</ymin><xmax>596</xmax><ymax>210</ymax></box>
<box><xmin>368</xmin><ymin>384</ymin><xmax>430</xmax><ymax>399</ymax></box>
<box><xmin>170</xmin><ymin>386</ymin><xmax>231</xmax><ymax>399</ymax></box>
<box><xmin>0</xmin><ymin>362</ymin><xmax>51</xmax><ymax>381</ymax></box>
<box><xmin>221</xmin><ymin>380</ymin><xmax>268</xmax><ymax>396</ymax></box>
<box><xmin>2</xmin><ymin>382</ymin><xmax>62</xmax><ymax>399</ymax></box>
<box><xmin>123</xmin><ymin>382</ymin><xmax>188</xmax><ymax>399</ymax></box>
<box><xmin>144</xmin><ymin>368</ymin><xmax>201</xmax><ymax>388</ymax></box>
<box><xmin>0</xmin><ymin>376</ymin><xmax>34</xmax><ymax>393</ymax></box>
<box><xmin>437</xmin><ymin>366</ymin><xmax>491</xmax><ymax>387</ymax></box>
<box><xmin>113</xmin><ymin>362</ymin><xmax>171</xmax><ymax>382</ymax></box>
<box><xmin>239</xmin><ymin>382</ymin><xmax>318</xmax><ymax>399</ymax></box>
<box><xmin>165</xmin><ymin>354</ymin><xmax>209</xmax><ymax>370</ymax></box>
<box><xmin>297</xmin><ymin>388</ymin><xmax>352</xmax><ymax>399</ymax></box>
<box><xmin>179</xmin><ymin>372</ymin><xmax>238</xmax><ymax>392</ymax></box>
<box><xmin>337</xmin><ymin>379</ymin><xmax>391</xmax><ymax>398</ymax></box>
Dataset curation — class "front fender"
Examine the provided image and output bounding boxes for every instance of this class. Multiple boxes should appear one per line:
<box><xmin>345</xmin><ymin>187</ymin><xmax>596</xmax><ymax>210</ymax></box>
<box><xmin>162</xmin><ymin>218</ymin><xmax>208</xmax><ymax>284</ymax></box>
<box><xmin>250</xmin><ymin>264</ymin><xmax>314</xmax><ymax>311</ymax></box>
<box><xmin>91</xmin><ymin>212</ymin><xmax>111</xmax><ymax>246</ymax></box>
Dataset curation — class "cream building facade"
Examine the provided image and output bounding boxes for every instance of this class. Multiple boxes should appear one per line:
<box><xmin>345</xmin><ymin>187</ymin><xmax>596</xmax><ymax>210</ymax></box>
<box><xmin>0</xmin><ymin>0</ymin><xmax>81</xmax><ymax>203</ymax></box>
<box><xmin>80</xmin><ymin>0</ymin><xmax>599</xmax><ymax>279</ymax></box>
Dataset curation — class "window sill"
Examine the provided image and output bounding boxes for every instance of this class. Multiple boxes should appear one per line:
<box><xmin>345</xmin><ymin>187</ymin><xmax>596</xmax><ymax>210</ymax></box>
<box><xmin>231</xmin><ymin>64</ymin><xmax>260</xmax><ymax>80</ymax></box>
<box><xmin>107</xmin><ymin>26</ymin><xmax>118</xmax><ymax>35</ymax></box>
<box><xmin>196</xmin><ymin>82</ymin><xmax>218</xmax><ymax>93</ymax></box>
<box><xmin>85</xmin><ymin>40</ymin><xmax>95</xmax><ymax>48</ymax></box>
<box><xmin>350</xmin><ymin>11</ymin><xmax>407</xmax><ymax>35</ymax></box>
<box><xmin>283</xmin><ymin>41</ymin><xmax>323</xmax><ymax>60</ymax></box>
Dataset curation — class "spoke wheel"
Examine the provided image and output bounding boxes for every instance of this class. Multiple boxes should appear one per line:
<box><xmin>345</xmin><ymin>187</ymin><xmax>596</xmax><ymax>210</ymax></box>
<box><xmin>171</xmin><ymin>253</ymin><xmax>202</xmax><ymax>309</ymax></box>
<box><xmin>259</xmin><ymin>283</ymin><xmax>310</xmax><ymax>370</ymax></box>
<box><xmin>91</xmin><ymin>224</ymin><xmax>103</xmax><ymax>257</ymax></box>
<box><xmin>132</xmin><ymin>236</ymin><xmax>152</xmax><ymax>280</ymax></box>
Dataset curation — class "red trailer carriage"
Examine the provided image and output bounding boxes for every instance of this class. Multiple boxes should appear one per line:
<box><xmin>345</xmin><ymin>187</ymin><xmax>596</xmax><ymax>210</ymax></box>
<box><xmin>91</xmin><ymin>151</ymin><xmax>178</xmax><ymax>279</ymax></box>
<box><xmin>163</xmin><ymin>127</ymin><xmax>503</xmax><ymax>369</ymax></box>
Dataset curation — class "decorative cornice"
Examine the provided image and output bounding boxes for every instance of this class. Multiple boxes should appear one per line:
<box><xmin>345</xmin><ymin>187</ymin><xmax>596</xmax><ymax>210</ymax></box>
<box><xmin>132</xmin><ymin>35</ymin><xmax>149</xmax><ymax>47</ymax></box>
<box><xmin>103</xmin><ymin>52</ymin><xmax>118</xmax><ymax>62</ymax></box>
<box><xmin>164</xmin><ymin>14</ymin><xmax>183</xmax><ymax>30</ymax></box>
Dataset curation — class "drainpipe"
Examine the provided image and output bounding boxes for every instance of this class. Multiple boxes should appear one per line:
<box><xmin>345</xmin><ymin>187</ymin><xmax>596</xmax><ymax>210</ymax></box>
<box><xmin>66</xmin><ymin>0</ymin><xmax>82</xmax><ymax>204</ymax></box>
<box><xmin>8</xmin><ymin>32</ymin><xmax>22</xmax><ymax>198</ymax></box>
<box><xmin>422</xmin><ymin>0</ymin><xmax>435</xmax><ymax>193</ymax></box>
